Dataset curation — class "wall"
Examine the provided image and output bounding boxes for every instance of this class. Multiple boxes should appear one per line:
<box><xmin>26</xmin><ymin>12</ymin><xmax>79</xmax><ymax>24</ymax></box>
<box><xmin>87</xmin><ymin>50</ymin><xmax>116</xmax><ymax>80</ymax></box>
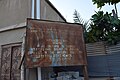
<box><xmin>0</xmin><ymin>46</ymin><xmax>1</xmax><ymax>74</ymax></box>
<box><xmin>40</xmin><ymin>0</ymin><xmax>65</xmax><ymax>22</ymax></box>
<box><xmin>0</xmin><ymin>0</ymin><xmax>29</xmax><ymax>77</ymax></box>
<box><xmin>0</xmin><ymin>28</ymin><xmax>26</xmax><ymax>45</ymax></box>
<box><xmin>0</xmin><ymin>0</ymin><xmax>31</xmax><ymax>28</ymax></box>
<box><xmin>0</xmin><ymin>28</ymin><xmax>26</xmax><ymax>77</ymax></box>
<box><xmin>0</xmin><ymin>0</ymin><xmax>66</xmax><ymax>79</ymax></box>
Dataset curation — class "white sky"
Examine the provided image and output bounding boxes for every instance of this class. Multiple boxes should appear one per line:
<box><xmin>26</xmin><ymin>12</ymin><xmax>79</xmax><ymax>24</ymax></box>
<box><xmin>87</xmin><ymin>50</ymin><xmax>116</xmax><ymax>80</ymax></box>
<box><xmin>49</xmin><ymin>0</ymin><xmax>120</xmax><ymax>22</ymax></box>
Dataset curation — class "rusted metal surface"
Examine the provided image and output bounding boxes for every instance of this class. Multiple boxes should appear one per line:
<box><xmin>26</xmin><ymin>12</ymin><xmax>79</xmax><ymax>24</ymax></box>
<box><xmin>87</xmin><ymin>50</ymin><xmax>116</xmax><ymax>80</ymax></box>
<box><xmin>1</xmin><ymin>44</ymin><xmax>21</xmax><ymax>80</ymax></box>
<box><xmin>25</xmin><ymin>19</ymin><xmax>87</xmax><ymax>68</ymax></box>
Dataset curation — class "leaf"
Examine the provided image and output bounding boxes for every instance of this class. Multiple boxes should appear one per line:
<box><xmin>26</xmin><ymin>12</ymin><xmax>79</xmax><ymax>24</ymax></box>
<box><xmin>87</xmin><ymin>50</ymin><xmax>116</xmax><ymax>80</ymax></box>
<box><xmin>92</xmin><ymin>0</ymin><xmax>120</xmax><ymax>8</ymax></box>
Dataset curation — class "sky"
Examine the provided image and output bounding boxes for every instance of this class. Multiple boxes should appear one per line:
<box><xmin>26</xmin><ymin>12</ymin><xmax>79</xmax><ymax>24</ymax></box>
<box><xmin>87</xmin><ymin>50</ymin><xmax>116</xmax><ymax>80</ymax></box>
<box><xmin>49</xmin><ymin>0</ymin><xmax>120</xmax><ymax>23</ymax></box>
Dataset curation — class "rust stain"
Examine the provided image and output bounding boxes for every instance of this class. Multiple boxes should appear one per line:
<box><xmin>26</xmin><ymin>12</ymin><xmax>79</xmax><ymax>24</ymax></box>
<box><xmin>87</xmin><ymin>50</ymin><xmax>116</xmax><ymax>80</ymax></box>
<box><xmin>25</xmin><ymin>19</ymin><xmax>87</xmax><ymax>68</ymax></box>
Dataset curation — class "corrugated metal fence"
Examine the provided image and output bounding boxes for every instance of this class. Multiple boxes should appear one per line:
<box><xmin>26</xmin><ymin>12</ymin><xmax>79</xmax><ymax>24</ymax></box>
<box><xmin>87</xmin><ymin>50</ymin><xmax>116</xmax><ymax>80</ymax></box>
<box><xmin>106</xmin><ymin>43</ymin><xmax>120</xmax><ymax>54</ymax></box>
<box><xmin>86</xmin><ymin>42</ymin><xmax>106</xmax><ymax>55</ymax></box>
<box><xmin>86</xmin><ymin>42</ymin><xmax>120</xmax><ymax>77</ymax></box>
<box><xmin>86</xmin><ymin>42</ymin><xmax>120</xmax><ymax>55</ymax></box>
<box><xmin>88</xmin><ymin>52</ymin><xmax>120</xmax><ymax>77</ymax></box>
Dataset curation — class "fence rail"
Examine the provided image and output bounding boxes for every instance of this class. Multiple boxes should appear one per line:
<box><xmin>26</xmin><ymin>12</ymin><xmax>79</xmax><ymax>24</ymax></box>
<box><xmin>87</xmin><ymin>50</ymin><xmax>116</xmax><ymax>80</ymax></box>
<box><xmin>86</xmin><ymin>42</ymin><xmax>120</xmax><ymax>56</ymax></box>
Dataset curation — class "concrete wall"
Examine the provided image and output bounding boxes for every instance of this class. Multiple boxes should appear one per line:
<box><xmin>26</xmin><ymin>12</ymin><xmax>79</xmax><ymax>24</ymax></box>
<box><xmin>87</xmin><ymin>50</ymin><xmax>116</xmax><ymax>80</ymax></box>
<box><xmin>0</xmin><ymin>0</ymin><xmax>31</xmax><ymax>28</ymax></box>
<box><xmin>0</xmin><ymin>27</ymin><xmax>26</xmax><ymax>58</ymax></box>
<box><xmin>0</xmin><ymin>27</ymin><xmax>26</xmax><ymax>79</ymax></box>
<box><xmin>0</xmin><ymin>46</ymin><xmax>1</xmax><ymax>73</ymax></box>
<box><xmin>40</xmin><ymin>0</ymin><xmax>65</xmax><ymax>22</ymax></box>
<box><xmin>0</xmin><ymin>28</ymin><xmax>26</xmax><ymax>45</ymax></box>
<box><xmin>0</xmin><ymin>0</ymin><xmax>66</xmax><ymax>80</ymax></box>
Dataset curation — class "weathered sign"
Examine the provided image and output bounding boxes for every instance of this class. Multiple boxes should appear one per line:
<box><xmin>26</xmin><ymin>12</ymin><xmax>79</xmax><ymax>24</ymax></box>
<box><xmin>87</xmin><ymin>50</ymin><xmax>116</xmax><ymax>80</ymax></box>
<box><xmin>25</xmin><ymin>19</ymin><xmax>87</xmax><ymax>68</ymax></box>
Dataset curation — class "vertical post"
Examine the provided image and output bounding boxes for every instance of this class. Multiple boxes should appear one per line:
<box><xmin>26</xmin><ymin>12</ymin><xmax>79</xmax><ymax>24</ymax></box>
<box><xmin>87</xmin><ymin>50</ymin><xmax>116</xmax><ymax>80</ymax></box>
<box><xmin>36</xmin><ymin>0</ymin><xmax>41</xmax><ymax>79</ymax></box>
<box><xmin>21</xmin><ymin>33</ymin><xmax>26</xmax><ymax>80</ymax></box>
<box><xmin>10</xmin><ymin>46</ymin><xmax>12</xmax><ymax>80</ymax></box>
<box><xmin>38</xmin><ymin>67</ymin><xmax>42</xmax><ymax>80</ymax></box>
<box><xmin>40</xmin><ymin>0</ymin><xmax>41</xmax><ymax>19</ymax></box>
<box><xmin>34</xmin><ymin>0</ymin><xmax>37</xmax><ymax>19</ymax></box>
<box><xmin>83</xmin><ymin>65</ymin><xmax>89</xmax><ymax>80</ymax></box>
<box><xmin>36</xmin><ymin>0</ymin><xmax>40</xmax><ymax>19</ymax></box>
<box><xmin>0</xmin><ymin>46</ymin><xmax>2</xmax><ymax>80</ymax></box>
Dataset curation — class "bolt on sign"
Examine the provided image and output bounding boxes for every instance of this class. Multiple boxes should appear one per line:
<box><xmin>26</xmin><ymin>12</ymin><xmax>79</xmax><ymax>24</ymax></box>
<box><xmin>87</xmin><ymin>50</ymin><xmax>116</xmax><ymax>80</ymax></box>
<box><xmin>25</xmin><ymin>19</ymin><xmax>87</xmax><ymax>68</ymax></box>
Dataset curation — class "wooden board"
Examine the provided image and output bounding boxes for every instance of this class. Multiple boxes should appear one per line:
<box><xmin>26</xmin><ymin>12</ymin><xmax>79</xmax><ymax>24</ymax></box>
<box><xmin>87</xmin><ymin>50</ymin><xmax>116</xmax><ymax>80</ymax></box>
<box><xmin>1</xmin><ymin>44</ymin><xmax>21</xmax><ymax>80</ymax></box>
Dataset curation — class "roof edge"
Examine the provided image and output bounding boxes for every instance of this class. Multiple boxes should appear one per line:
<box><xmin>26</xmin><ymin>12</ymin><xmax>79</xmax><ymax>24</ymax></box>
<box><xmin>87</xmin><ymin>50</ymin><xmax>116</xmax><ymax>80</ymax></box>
<box><xmin>0</xmin><ymin>22</ymin><xmax>26</xmax><ymax>33</ymax></box>
<box><xmin>45</xmin><ymin>0</ymin><xmax>67</xmax><ymax>22</ymax></box>
<box><xmin>27</xmin><ymin>18</ymin><xmax>83</xmax><ymax>26</ymax></box>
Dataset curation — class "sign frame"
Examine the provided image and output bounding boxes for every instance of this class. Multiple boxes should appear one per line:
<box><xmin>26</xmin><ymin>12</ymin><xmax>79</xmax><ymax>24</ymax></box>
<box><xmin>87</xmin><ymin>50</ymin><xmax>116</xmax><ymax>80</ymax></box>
<box><xmin>25</xmin><ymin>18</ymin><xmax>87</xmax><ymax>68</ymax></box>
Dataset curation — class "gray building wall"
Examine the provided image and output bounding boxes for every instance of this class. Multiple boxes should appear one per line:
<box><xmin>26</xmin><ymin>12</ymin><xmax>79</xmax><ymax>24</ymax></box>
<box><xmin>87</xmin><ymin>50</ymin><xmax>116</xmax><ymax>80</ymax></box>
<box><xmin>0</xmin><ymin>0</ymin><xmax>66</xmax><ymax>80</ymax></box>
<box><xmin>0</xmin><ymin>28</ymin><xmax>26</xmax><ymax>79</ymax></box>
<box><xmin>0</xmin><ymin>28</ymin><xmax>26</xmax><ymax>46</ymax></box>
<box><xmin>40</xmin><ymin>0</ymin><xmax>65</xmax><ymax>22</ymax></box>
<box><xmin>0</xmin><ymin>28</ymin><xmax>26</xmax><ymax>56</ymax></box>
<box><xmin>0</xmin><ymin>46</ymin><xmax>1</xmax><ymax>70</ymax></box>
<box><xmin>0</xmin><ymin>0</ymin><xmax>31</xmax><ymax>28</ymax></box>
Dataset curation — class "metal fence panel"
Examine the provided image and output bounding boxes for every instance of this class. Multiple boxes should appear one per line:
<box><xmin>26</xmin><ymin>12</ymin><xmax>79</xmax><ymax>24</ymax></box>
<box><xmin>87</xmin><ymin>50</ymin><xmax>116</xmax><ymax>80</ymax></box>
<box><xmin>25</xmin><ymin>19</ymin><xmax>87</xmax><ymax>68</ymax></box>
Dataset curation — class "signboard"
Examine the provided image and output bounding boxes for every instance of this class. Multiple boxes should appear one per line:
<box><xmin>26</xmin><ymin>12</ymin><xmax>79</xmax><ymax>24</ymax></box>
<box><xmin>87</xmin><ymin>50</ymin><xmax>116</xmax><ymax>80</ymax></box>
<box><xmin>25</xmin><ymin>19</ymin><xmax>87</xmax><ymax>68</ymax></box>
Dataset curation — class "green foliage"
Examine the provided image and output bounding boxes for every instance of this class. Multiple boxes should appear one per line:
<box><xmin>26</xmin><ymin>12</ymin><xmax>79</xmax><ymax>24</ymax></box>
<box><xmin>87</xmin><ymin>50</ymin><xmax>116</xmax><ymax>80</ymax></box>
<box><xmin>73</xmin><ymin>10</ymin><xmax>120</xmax><ymax>44</ymax></box>
<box><xmin>92</xmin><ymin>0</ymin><xmax>120</xmax><ymax>8</ymax></box>
<box><xmin>90</xmin><ymin>0</ymin><xmax>120</xmax><ymax>45</ymax></box>
<box><xmin>88</xmin><ymin>11</ymin><xmax>120</xmax><ymax>44</ymax></box>
<box><xmin>73</xmin><ymin>10</ymin><xmax>90</xmax><ymax>42</ymax></box>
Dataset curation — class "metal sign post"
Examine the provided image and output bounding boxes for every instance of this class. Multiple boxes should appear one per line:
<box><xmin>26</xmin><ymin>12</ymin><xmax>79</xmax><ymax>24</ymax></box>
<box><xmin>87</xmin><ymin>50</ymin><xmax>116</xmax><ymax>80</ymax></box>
<box><xmin>34</xmin><ymin>0</ymin><xmax>37</xmax><ymax>19</ymax></box>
